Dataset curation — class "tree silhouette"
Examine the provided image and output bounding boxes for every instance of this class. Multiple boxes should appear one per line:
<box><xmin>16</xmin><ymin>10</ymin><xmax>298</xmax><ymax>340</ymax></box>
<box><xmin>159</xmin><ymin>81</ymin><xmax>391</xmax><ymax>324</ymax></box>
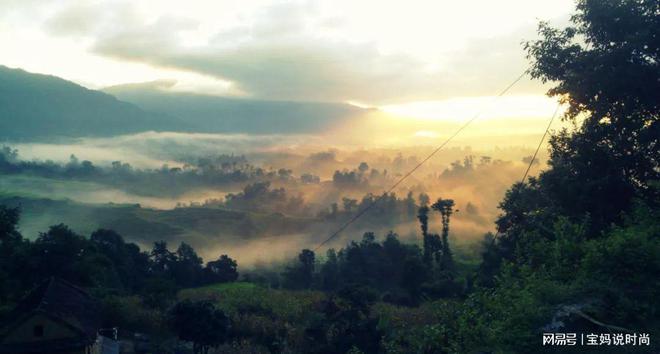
<box><xmin>204</xmin><ymin>255</ymin><xmax>239</xmax><ymax>283</ymax></box>
<box><xmin>169</xmin><ymin>300</ymin><xmax>230</xmax><ymax>354</ymax></box>
<box><xmin>0</xmin><ymin>205</ymin><xmax>20</xmax><ymax>243</ymax></box>
<box><xmin>298</xmin><ymin>249</ymin><xmax>316</xmax><ymax>288</ymax></box>
<box><xmin>172</xmin><ymin>242</ymin><xmax>203</xmax><ymax>287</ymax></box>
<box><xmin>522</xmin><ymin>0</ymin><xmax>659</xmax><ymax>233</ymax></box>
<box><xmin>150</xmin><ymin>241</ymin><xmax>175</xmax><ymax>274</ymax></box>
<box><xmin>283</xmin><ymin>249</ymin><xmax>316</xmax><ymax>289</ymax></box>
<box><xmin>417</xmin><ymin>206</ymin><xmax>429</xmax><ymax>238</ymax></box>
<box><xmin>432</xmin><ymin>198</ymin><xmax>456</xmax><ymax>274</ymax></box>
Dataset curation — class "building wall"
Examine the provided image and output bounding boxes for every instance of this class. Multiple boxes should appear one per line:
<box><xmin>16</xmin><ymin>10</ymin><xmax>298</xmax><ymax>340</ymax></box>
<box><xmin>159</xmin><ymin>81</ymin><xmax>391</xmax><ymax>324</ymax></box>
<box><xmin>1</xmin><ymin>313</ymin><xmax>91</xmax><ymax>353</ymax></box>
<box><xmin>0</xmin><ymin>349</ymin><xmax>87</xmax><ymax>354</ymax></box>
<box><xmin>2</xmin><ymin>314</ymin><xmax>79</xmax><ymax>344</ymax></box>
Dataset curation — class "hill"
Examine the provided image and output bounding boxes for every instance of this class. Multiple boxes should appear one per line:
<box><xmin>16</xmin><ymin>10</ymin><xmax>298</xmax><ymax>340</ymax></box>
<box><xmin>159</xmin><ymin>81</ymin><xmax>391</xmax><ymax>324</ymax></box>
<box><xmin>0</xmin><ymin>195</ymin><xmax>316</xmax><ymax>258</ymax></box>
<box><xmin>104</xmin><ymin>81</ymin><xmax>368</xmax><ymax>134</ymax></box>
<box><xmin>0</xmin><ymin>66</ymin><xmax>181</xmax><ymax>140</ymax></box>
<box><xmin>0</xmin><ymin>66</ymin><xmax>368</xmax><ymax>139</ymax></box>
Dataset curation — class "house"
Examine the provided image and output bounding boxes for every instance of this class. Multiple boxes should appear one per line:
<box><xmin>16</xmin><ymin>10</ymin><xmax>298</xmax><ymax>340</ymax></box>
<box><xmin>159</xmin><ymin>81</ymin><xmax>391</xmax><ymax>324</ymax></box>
<box><xmin>0</xmin><ymin>278</ymin><xmax>117</xmax><ymax>354</ymax></box>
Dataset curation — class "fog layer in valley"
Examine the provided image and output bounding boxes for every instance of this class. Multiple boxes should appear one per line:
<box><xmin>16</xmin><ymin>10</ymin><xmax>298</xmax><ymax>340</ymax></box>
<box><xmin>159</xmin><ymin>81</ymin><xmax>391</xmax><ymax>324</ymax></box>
<box><xmin>1</xmin><ymin>126</ymin><xmax>550</xmax><ymax>266</ymax></box>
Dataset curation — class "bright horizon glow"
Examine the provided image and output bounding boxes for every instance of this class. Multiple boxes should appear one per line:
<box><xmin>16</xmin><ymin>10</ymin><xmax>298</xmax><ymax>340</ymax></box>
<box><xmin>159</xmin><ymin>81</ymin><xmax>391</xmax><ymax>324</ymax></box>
<box><xmin>381</xmin><ymin>95</ymin><xmax>563</xmax><ymax>122</ymax></box>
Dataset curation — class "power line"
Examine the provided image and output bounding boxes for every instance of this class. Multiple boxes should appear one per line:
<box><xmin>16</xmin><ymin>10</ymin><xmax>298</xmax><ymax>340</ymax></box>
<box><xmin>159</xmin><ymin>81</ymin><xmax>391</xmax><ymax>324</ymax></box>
<box><xmin>491</xmin><ymin>102</ymin><xmax>562</xmax><ymax>242</ymax></box>
<box><xmin>313</xmin><ymin>69</ymin><xmax>530</xmax><ymax>251</ymax></box>
<box><xmin>520</xmin><ymin>103</ymin><xmax>561</xmax><ymax>184</ymax></box>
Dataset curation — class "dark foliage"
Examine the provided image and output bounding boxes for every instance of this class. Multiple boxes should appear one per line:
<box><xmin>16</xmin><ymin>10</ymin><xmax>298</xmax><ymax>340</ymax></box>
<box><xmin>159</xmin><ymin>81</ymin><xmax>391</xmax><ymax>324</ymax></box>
<box><xmin>0</xmin><ymin>147</ymin><xmax>267</xmax><ymax>198</ymax></box>
<box><xmin>169</xmin><ymin>300</ymin><xmax>230</xmax><ymax>354</ymax></box>
<box><xmin>283</xmin><ymin>207</ymin><xmax>461</xmax><ymax>305</ymax></box>
<box><xmin>0</xmin><ymin>209</ymin><xmax>238</xmax><ymax>308</ymax></box>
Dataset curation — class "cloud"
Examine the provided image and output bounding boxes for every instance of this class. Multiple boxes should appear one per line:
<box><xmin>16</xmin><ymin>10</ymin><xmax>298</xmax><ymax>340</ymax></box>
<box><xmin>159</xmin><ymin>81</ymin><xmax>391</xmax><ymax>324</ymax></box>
<box><xmin>85</xmin><ymin>3</ymin><xmax>438</xmax><ymax>103</ymax></box>
<box><xmin>34</xmin><ymin>0</ymin><xmax>568</xmax><ymax>104</ymax></box>
<box><xmin>44</xmin><ymin>3</ymin><xmax>102</xmax><ymax>36</ymax></box>
<box><xmin>104</xmin><ymin>79</ymin><xmax>178</xmax><ymax>92</ymax></box>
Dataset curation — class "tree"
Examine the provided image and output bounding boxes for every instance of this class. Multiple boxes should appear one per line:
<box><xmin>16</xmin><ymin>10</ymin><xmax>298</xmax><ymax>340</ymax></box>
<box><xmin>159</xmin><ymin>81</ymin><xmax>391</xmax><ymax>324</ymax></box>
<box><xmin>172</xmin><ymin>242</ymin><xmax>203</xmax><ymax>287</ymax></box>
<box><xmin>431</xmin><ymin>198</ymin><xmax>456</xmax><ymax>273</ymax></box>
<box><xmin>401</xmin><ymin>255</ymin><xmax>427</xmax><ymax>304</ymax></box>
<box><xmin>31</xmin><ymin>224</ymin><xmax>92</xmax><ymax>285</ymax></box>
<box><xmin>405</xmin><ymin>191</ymin><xmax>417</xmax><ymax>219</ymax></box>
<box><xmin>343</xmin><ymin>197</ymin><xmax>358</xmax><ymax>213</ymax></box>
<box><xmin>417</xmin><ymin>206</ymin><xmax>429</xmax><ymax>240</ymax></box>
<box><xmin>150</xmin><ymin>241</ymin><xmax>175</xmax><ymax>275</ymax></box>
<box><xmin>0</xmin><ymin>206</ymin><xmax>26</xmax><ymax>301</ymax></box>
<box><xmin>320</xmin><ymin>249</ymin><xmax>340</xmax><ymax>291</ymax></box>
<box><xmin>304</xmin><ymin>286</ymin><xmax>381</xmax><ymax>354</ymax></box>
<box><xmin>358</xmin><ymin>162</ymin><xmax>370</xmax><ymax>174</ymax></box>
<box><xmin>418</xmin><ymin>193</ymin><xmax>430</xmax><ymax>207</ymax></box>
<box><xmin>90</xmin><ymin>229</ymin><xmax>150</xmax><ymax>292</ymax></box>
<box><xmin>330</xmin><ymin>202</ymin><xmax>339</xmax><ymax>219</ymax></box>
<box><xmin>204</xmin><ymin>255</ymin><xmax>239</xmax><ymax>283</ymax></box>
<box><xmin>142</xmin><ymin>276</ymin><xmax>177</xmax><ymax>309</ymax></box>
<box><xmin>418</xmin><ymin>206</ymin><xmax>442</xmax><ymax>268</ymax></box>
<box><xmin>522</xmin><ymin>0</ymin><xmax>659</xmax><ymax>233</ymax></box>
<box><xmin>0</xmin><ymin>206</ymin><xmax>20</xmax><ymax>243</ymax></box>
<box><xmin>476</xmin><ymin>232</ymin><xmax>502</xmax><ymax>287</ymax></box>
<box><xmin>282</xmin><ymin>249</ymin><xmax>316</xmax><ymax>289</ymax></box>
<box><xmin>466</xmin><ymin>2</ymin><xmax>660</xmax><ymax>349</ymax></box>
<box><xmin>169</xmin><ymin>300</ymin><xmax>230</xmax><ymax>354</ymax></box>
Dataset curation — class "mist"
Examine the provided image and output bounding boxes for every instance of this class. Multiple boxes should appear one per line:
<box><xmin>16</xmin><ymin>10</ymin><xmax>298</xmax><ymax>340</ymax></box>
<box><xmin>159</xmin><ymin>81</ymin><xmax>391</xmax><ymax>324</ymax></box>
<box><xmin>1</xmin><ymin>130</ymin><xmax>548</xmax><ymax>267</ymax></box>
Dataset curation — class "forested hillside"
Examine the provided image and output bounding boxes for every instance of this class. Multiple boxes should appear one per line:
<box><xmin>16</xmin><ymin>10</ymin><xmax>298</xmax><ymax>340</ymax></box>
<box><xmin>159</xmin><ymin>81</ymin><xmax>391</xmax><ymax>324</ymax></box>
<box><xmin>0</xmin><ymin>66</ymin><xmax>178</xmax><ymax>139</ymax></box>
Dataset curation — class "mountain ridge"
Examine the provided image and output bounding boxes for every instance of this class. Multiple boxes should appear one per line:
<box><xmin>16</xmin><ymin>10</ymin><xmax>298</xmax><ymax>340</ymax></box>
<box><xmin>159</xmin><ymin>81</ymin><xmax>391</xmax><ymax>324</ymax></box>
<box><xmin>0</xmin><ymin>66</ymin><xmax>368</xmax><ymax>140</ymax></box>
<box><xmin>103</xmin><ymin>81</ymin><xmax>367</xmax><ymax>135</ymax></box>
<box><xmin>0</xmin><ymin>65</ymin><xmax>181</xmax><ymax>140</ymax></box>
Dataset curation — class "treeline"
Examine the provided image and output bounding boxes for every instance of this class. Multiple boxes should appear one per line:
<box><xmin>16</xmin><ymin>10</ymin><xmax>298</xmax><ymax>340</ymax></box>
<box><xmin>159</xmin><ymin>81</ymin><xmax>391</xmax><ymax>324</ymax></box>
<box><xmin>190</xmin><ymin>182</ymin><xmax>428</xmax><ymax>224</ymax></box>
<box><xmin>0</xmin><ymin>147</ymin><xmax>290</xmax><ymax>196</ymax></box>
<box><xmin>331</xmin><ymin>162</ymin><xmax>391</xmax><ymax>189</ymax></box>
<box><xmin>196</xmin><ymin>181</ymin><xmax>307</xmax><ymax>215</ymax></box>
<box><xmin>278</xmin><ymin>197</ymin><xmax>461</xmax><ymax>305</ymax></box>
<box><xmin>318</xmin><ymin>191</ymin><xmax>424</xmax><ymax>227</ymax></box>
<box><xmin>439</xmin><ymin>155</ymin><xmax>515</xmax><ymax>178</ymax></box>
<box><xmin>0</xmin><ymin>208</ymin><xmax>238</xmax><ymax>310</ymax></box>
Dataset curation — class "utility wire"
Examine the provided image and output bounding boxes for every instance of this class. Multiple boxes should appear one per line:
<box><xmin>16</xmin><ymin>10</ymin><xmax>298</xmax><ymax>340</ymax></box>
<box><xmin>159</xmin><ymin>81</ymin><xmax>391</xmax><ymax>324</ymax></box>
<box><xmin>520</xmin><ymin>103</ymin><xmax>561</xmax><ymax>184</ymax></box>
<box><xmin>491</xmin><ymin>102</ymin><xmax>562</xmax><ymax>242</ymax></box>
<box><xmin>313</xmin><ymin>69</ymin><xmax>530</xmax><ymax>251</ymax></box>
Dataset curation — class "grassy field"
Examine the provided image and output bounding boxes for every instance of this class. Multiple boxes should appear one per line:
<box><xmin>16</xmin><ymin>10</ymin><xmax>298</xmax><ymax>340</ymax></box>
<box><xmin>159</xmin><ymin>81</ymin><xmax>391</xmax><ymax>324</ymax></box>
<box><xmin>0</xmin><ymin>195</ymin><xmax>317</xmax><ymax>245</ymax></box>
<box><xmin>176</xmin><ymin>282</ymin><xmax>459</xmax><ymax>353</ymax></box>
<box><xmin>179</xmin><ymin>282</ymin><xmax>325</xmax><ymax>322</ymax></box>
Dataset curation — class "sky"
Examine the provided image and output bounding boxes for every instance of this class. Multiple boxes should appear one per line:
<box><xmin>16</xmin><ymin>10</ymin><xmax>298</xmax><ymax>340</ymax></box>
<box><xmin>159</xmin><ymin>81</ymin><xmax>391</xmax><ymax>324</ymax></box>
<box><xmin>0</xmin><ymin>0</ymin><xmax>575</xmax><ymax>119</ymax></box>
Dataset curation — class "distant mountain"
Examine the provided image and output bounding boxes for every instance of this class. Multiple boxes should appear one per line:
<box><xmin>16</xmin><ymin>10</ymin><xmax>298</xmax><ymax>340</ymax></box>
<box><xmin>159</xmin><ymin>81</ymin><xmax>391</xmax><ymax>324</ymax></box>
<box><xmin>104</xmin><ymin>81</ymin><xmax>367</xmax><ymax>135</ymax></box>
<box><xmin>0</xmin><ymin>66</ymin><xmax>180</xmax><ymax>140</ymax></box>
<box><xmin>0</xmin><ymin>66</ymin><xmax>368</xmax><ymax>140</ymax></box>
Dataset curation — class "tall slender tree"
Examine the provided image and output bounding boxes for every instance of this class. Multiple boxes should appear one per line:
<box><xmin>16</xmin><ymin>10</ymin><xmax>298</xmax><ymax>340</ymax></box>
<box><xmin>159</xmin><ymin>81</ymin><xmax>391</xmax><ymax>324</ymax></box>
<box><xmin>432</xmin><ymin>198</ymin><xmax>456</xmax><ymax>273</ymax></box>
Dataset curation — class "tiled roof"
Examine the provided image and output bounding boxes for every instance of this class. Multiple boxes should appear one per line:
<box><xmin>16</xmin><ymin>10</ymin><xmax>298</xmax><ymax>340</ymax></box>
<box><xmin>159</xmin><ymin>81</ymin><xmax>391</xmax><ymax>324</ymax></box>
<box><xmin>3</xmin><ymin>277</ymin><xmax>101</xmax><ymax>339</ymax></box>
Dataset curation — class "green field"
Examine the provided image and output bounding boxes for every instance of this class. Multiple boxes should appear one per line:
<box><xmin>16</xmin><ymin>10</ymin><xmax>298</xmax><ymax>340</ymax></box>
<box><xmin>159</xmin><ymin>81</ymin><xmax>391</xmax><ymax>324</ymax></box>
<box><xmin>179</xmin><ymin>282</ymin><xmax>325</xmax><ymax>322</ymax></box>
<box><xmin>0</xmin><ymin>194</ymin><xmax>317</xmax><ymax>247</ymax></box>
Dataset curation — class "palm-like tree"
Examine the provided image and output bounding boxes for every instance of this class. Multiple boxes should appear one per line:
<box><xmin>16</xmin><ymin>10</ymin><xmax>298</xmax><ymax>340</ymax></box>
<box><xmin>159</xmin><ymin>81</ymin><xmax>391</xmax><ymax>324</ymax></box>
<box><xmin>432</xmin><ymin>198</ymin><xmax>456</xmax><ymax>273</ymax></box>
